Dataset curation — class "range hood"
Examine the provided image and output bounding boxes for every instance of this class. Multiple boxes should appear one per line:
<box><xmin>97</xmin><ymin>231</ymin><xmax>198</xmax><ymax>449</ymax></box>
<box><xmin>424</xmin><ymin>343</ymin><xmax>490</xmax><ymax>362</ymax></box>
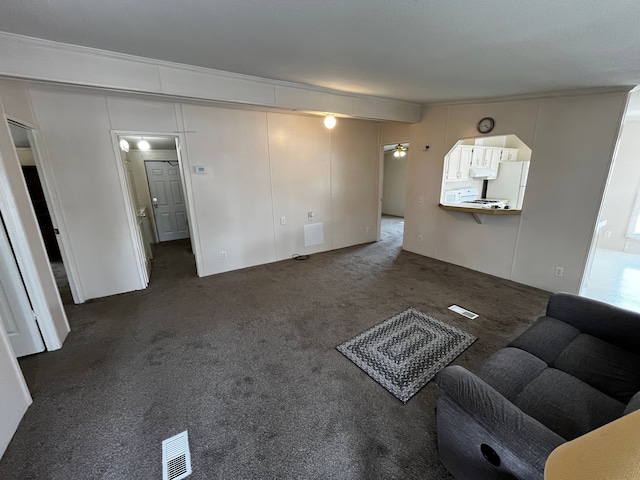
<box><xmin>469</xmin><ymin>167</ymin><xmax>497</xmax><ymax>179</ymax></box>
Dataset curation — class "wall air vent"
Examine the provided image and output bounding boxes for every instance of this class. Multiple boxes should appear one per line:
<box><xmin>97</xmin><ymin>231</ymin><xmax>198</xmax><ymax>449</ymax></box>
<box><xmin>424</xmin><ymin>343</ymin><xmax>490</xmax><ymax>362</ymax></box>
<box><xmin>162</xmin><ymin>431</ymin><xmax>192</xmax><ymax>480</ymax></box>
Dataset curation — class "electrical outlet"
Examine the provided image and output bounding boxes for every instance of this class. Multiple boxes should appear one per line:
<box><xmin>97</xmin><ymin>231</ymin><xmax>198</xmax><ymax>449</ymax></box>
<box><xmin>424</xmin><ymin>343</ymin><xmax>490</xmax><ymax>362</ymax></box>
<box><xmin>554</xmin><ymin>267</ymin><xmax>564</xmax><ymax>277</ymax></box>
<box><xmin>419</xmin><ymin>235</ymin><xmax>423</xmax><ymax>242</ymax></box>
<box><xmin>280</xmin><ymin>216</ymin><xmax>286</xmax><ymax>225</ymax></box>
<box><xmin>365</xmin><ymin>226</ymin><xmax>370</xmax><ymax>233</ymax></box>
<box><xmin>307</xmin><ymin>211</ymin><xmax>314</xmax><ymax>221</ymax></box>
<box><xmin>604</xmin><ymin>230</ymin><xmax>611</xmax><ymax>238</ymax></box>
<box><xmin>221</xmin><ymin>251</ymin><xmax>227</xmax><ymax>259</ymax></box>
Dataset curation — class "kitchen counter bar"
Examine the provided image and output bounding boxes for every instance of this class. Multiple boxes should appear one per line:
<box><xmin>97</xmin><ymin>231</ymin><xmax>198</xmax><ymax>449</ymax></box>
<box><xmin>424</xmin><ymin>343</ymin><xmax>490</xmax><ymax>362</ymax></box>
<box><xmin>439</xmin><ymin>203</ymin><xmax>521</xmax><ymax>224</ymax></box>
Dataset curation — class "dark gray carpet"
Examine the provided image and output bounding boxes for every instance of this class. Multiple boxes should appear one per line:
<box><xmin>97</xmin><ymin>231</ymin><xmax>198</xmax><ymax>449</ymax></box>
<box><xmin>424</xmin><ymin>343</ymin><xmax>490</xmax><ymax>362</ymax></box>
<box><xmin>50</xmin><ymin>260</ymin><xmax>73</xmax><ymax>305</ymax></box>
<box><xmin>0</xmin><ymin>215</ymin><xmax>550</xmax><ymax>479</ymax></box>
<box><xmin>337</xmin><ymin>308</ymin><xmax>476</xmax><ymax>403</ymax></box>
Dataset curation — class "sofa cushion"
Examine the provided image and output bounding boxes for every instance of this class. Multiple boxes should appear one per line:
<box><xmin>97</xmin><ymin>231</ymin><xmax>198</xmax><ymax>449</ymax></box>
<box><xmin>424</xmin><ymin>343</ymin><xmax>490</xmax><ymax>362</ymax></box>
<box><xmin>513</xmin><ymin>368</ymin><xmax>625</xmax><ymax>440</ymax></box>
<box><xmin>509</xmin><ymin>317</ymin><xmax>580</xmax><ymax>365</ymax></box>
<box><xmin>478</xmin><ymin>347</ymin><xmax>547</xmax><ymax>402</ymax></box>
<box><xmin>553</xmin><ymin>333</ymin><xmax>640</xmax><ymax>403</ymax></box>
<box><xmin>624</xmin><ymin>391</ymin><xmax>640</xmax><ymax>415</ymax></box>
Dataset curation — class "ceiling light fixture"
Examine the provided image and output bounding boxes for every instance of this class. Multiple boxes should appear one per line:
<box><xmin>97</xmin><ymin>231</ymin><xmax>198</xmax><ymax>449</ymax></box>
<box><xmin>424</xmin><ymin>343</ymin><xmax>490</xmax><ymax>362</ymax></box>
<box><xmin>119</xmin><ymin>138</ymin><xmax>130</xmax><ymax>152</ymax></box>
<box><xmin>324</xmin><ymin>115</ymin><xmax>337</xmax><ymax>129</ymax></box>
<box><xmin>137</xmin><ymin>139</ymin><xmax>150</xmax><ymax>151</ymax></box>
<box><xmin>393</xmin><ymin>144</ymin><xmax>407</xmax><ymax>158</ymax></box>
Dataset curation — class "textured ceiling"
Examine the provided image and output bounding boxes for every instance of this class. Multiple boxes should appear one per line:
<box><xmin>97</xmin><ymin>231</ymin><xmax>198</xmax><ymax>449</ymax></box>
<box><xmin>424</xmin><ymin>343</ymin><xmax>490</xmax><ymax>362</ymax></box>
<box><xmin>1</xmin><ymin>1</ymin><xmax>639</xmax><ymax>103</ymax></box>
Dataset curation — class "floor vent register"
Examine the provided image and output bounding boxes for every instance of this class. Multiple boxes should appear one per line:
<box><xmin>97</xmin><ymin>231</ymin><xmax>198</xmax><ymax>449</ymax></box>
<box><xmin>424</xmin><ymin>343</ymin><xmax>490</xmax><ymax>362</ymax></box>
<box><xmin>162</xmin><ymin>431</ymin><xmax>192</xmax><ymax>480</ymax></box>
<box><xmin>448</xmin><ymin>305</ymin><xmax>479</xmax><ymax>319</ymax></box>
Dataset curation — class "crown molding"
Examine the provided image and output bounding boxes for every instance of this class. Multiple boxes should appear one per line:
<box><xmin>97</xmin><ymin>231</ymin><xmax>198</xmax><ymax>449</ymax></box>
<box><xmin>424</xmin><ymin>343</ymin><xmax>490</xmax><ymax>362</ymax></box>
<box><xmin>424</xmin><ymin>86</ymin><xmax>634</xmax><ymax>108</ymax></box>
<box><xmin>0</xmin><ymin>32</ymin><xmax>421</xmax><ymax>123</ymax></box>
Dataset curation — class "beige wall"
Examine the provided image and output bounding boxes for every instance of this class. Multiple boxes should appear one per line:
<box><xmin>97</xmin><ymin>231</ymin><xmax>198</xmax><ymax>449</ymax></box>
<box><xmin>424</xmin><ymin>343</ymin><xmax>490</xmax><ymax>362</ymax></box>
<box><xmin>380</xmin><ymin>122</ymin><xmax>410</xmax><ymax>146</ymax></box>
<box><xmin>405</xmin><ymin>92</ymin><xmax>628</xmax><ymax>293</ymax></box>
<box><xmin>382</xmin><ymin>151</ymin><xmax>408</xmax><ymax>217</ymax></box>
<box><xmin>24</xmin><ymin>85</ymin><xmax>380</xmax><ymax>299</ymax></box>
<box><xmin>598</xmin><ymin>121</ymin><xmax>640</xmax><ymax>252</ymax></box>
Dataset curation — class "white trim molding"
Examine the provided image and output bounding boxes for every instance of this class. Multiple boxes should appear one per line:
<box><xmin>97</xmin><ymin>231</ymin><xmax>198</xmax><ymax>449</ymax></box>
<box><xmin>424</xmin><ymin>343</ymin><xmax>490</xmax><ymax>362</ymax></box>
<box><xmin>0</xmin><ymin>32</ymin><xmax>421</xmax><ymax>124</ymax></box>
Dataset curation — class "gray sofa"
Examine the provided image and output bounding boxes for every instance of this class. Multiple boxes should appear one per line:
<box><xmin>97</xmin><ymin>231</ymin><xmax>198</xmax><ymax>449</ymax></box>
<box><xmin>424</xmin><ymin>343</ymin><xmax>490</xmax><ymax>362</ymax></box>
<box><xmin>435</xmin><ymin>292</ymin><xmax>640</xmax><ymax>479</ymax></box>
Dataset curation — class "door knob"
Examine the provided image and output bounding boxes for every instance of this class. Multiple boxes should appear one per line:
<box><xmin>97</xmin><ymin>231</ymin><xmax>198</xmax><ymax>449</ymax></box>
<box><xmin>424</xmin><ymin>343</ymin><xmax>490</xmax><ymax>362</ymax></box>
<box><xmin>152</xmin><ymin>197</ymin><xmax>158</xmax><ymax>208</ymax></box>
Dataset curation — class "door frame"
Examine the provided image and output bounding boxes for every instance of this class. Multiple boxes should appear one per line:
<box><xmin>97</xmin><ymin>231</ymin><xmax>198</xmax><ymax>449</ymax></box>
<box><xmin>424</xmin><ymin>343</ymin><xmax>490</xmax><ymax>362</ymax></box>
<box><xmin>0</xmin><ymin>109</ymin><xmax>69</xmax><ymax>350</ymax></box>
<box><xmin>377</xmin><ymin>141</ymin><xmax>410</xmax><ymax>242</ymax></box>
<box><xmin>376</xmin><ymin>145</ymin><xmax>385</xmax><ymax>242</ymax></box>
<box><xmin>9</xmin><ymin>119</ymin><xmax>86</xmax><ymax>304</ymax></box>
<box><xmin>110</xmin><ymin>130</ymin><xmax>202</xmax><ymax>283</ymax></box>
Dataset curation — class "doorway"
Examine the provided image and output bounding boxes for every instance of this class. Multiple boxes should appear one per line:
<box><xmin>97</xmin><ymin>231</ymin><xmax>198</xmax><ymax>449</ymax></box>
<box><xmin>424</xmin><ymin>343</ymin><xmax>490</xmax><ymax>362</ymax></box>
<box><xmin>7</xmin><ymin>121</ymin><xmax>74</xmax><ymax>305</ymax></box>
<box><xmin>580</xmin><ymin>115</ymin><xmax>640</xmax><ymax>313</ymax></box>
<box><xmin>379</xmin><ymin>143</ymin><xmax>408</xmax><ymax>245</ymax></box>
<box><xmin>114</xmin><ymin>134</ymin><xmax>195</xmax><ymax>284</ymax></box>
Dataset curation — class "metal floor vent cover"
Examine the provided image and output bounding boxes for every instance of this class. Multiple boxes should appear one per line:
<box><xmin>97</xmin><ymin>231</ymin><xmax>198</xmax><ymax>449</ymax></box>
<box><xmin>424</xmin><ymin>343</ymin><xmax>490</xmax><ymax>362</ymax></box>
<box><xmin>448</xmin><ymin>304</ymin><xmax>479</xmax><ymax>319</ymax></box>
<box><xmin>162</xmin><ymin>431</ymin><xmax>192</xmax><ymax>480</ymax></box>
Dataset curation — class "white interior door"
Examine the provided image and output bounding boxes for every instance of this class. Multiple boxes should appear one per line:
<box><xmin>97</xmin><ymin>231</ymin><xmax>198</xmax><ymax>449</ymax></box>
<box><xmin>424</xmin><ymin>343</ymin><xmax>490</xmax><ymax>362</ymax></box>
<box><xmin>145</xmin><ymin>161</ymin><xmax>190</xmax><ymax>242</ymax></box>
<box><xmin>0</xmin><ymin>217</ymin><xmax>45</xmax><ymax>357</ymax></box>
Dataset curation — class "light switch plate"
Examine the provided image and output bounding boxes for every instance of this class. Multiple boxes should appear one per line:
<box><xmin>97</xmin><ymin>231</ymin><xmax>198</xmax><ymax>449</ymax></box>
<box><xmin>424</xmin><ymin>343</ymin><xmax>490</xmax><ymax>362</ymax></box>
<box><xmin>193</xmin><ymin>165</ymin><xmax>207</xmax><ymax>174</ymax></box>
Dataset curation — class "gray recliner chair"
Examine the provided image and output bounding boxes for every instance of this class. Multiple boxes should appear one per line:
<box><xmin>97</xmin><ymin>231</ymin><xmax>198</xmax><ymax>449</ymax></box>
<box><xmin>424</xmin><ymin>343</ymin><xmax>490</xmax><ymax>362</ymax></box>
<box><xmin>435</xmin><ymin>293</ymin><xmax>640</xmax><ymax>479</ymax></box>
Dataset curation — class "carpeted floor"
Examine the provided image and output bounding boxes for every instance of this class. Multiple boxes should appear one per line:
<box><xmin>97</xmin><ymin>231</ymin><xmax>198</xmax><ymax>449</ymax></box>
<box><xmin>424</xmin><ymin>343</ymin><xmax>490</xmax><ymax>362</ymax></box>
<box><xmin>0</xmin><ymin>215</ymin><xmax>550</xmax><ymax>479</ymax></box>
<box><xmin>50</xmin><ymin>260</ymin><xmax>74</xmax><ymax>305</ymax></box>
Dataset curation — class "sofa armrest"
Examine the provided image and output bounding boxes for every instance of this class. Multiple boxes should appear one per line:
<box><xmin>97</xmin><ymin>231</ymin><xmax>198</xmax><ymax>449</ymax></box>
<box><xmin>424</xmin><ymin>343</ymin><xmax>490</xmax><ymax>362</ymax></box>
<box><xmin>546</xmin><ymin>293</ymin><xmax>640</xmax><ymax>351</ymax></box>
<box><xmin>436</xmin><ymin>366</ymin><xmax>565</xmax><ymax>476</ymax></box>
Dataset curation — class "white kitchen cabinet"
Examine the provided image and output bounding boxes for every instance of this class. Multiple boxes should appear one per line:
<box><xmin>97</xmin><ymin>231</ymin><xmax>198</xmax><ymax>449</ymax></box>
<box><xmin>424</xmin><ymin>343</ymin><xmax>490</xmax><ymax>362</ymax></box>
<box><xmin>445</xmin><ymin>147</ymin><xmax>461</xmax><ymax>181</ymax></box>
<box><xmin>458</xmin><ymin>146</ymin><xmax>473</xmax><ymax>180</ymax></box>
<box><xmin>471</xmin><ymin>146</ymin><xmax>485</xmax><ymax>167</ymax></box>
<box><xmin>445</xmin><ymin>145</ymin><xmax>473</xmax><ymax>181</ymax></box>
<box><xmin>482</xmin><ymin>147</ymin><xmax>503</xmax><ymax>168</ymax></box>
<box><xmin>502</xmin><ymin>148</ymin><xmax>519</xmax><ymax>162</ymax></box>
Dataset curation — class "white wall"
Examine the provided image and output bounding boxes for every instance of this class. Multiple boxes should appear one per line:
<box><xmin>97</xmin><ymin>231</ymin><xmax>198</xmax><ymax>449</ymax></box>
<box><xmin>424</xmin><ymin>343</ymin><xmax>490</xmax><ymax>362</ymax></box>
<box><xmin>329</xmin><ymin>118</ymin><xmax>380</xmax><ymax>249</ymax></box>
<box><xmin>382</xmin><ymin>151</ymin><xmax>408</xmax><ymax>217</ymax></box>
<box><xmin>181</xmin><ymin>105</ymin><xmax>277</xmax><ymax>274</ymax></box>
<box><xmin>28</xmin><ymin>88</ymin><xmax>145</xmax><ymax>300</ymax></box>
<box><xmin>267</xmin><ymin>113</ymin><xmax>331</xmax><ymax>259</ymax></box>
<box><xmin>0</xmin><ymin>80</ymin><xmax>69</xmax><ymax>347</ymax></box>
<box><xmin>405</xmin><ymin>92</ymin><xmax>628</xmax><ymax>293</ymax></box>
<box><xmin>22</xmin><ymin>85</ymin><xmax>381</xmax><ymax>299</ymax></box>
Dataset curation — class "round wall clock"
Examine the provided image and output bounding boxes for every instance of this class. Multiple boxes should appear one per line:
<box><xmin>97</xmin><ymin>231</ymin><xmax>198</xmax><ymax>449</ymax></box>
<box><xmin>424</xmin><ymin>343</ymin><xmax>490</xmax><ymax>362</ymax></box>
<box><xmin>477</xmin><ymin>117</ymin><xmax>495</xmax><ymax>134</ymax></box>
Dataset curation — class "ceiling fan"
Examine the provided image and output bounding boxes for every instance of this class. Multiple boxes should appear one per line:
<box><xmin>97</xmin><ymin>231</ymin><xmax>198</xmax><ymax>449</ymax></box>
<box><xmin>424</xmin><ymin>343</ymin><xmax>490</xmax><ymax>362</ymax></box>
<box><xmin>393</xmin><ymin>144</ymin><xmax>407</xmax><ymax>157</ymax></box>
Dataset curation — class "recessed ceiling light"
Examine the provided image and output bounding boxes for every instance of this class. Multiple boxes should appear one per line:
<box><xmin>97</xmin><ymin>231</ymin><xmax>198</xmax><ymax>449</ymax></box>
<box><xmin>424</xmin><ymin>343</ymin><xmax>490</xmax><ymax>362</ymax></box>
<box><xmin>138</xmin><ymin>139</ymin><xmax>150</xmax><ymax>151</ymax></box>
<box><xmin>119</xmin><ymin>139</ymin><xmax>130</xmax><ymax>152</ymax></box>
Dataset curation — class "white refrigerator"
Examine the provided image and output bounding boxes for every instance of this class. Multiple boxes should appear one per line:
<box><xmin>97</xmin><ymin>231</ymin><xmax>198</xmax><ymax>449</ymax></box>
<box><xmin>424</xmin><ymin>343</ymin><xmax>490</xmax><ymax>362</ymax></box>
<box><xmin>486</xmin><ymin>161</ymin><xmax>530</xmax><ymax>209</ymax></box>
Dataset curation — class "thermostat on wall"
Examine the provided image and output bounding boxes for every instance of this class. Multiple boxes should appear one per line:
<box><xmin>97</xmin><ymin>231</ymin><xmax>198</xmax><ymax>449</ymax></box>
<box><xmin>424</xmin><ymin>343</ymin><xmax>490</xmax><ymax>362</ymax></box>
<box><xmin>193</xmin><ymin>165</ymin><xmax>207</xmax><ymax>174</ymax></box>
